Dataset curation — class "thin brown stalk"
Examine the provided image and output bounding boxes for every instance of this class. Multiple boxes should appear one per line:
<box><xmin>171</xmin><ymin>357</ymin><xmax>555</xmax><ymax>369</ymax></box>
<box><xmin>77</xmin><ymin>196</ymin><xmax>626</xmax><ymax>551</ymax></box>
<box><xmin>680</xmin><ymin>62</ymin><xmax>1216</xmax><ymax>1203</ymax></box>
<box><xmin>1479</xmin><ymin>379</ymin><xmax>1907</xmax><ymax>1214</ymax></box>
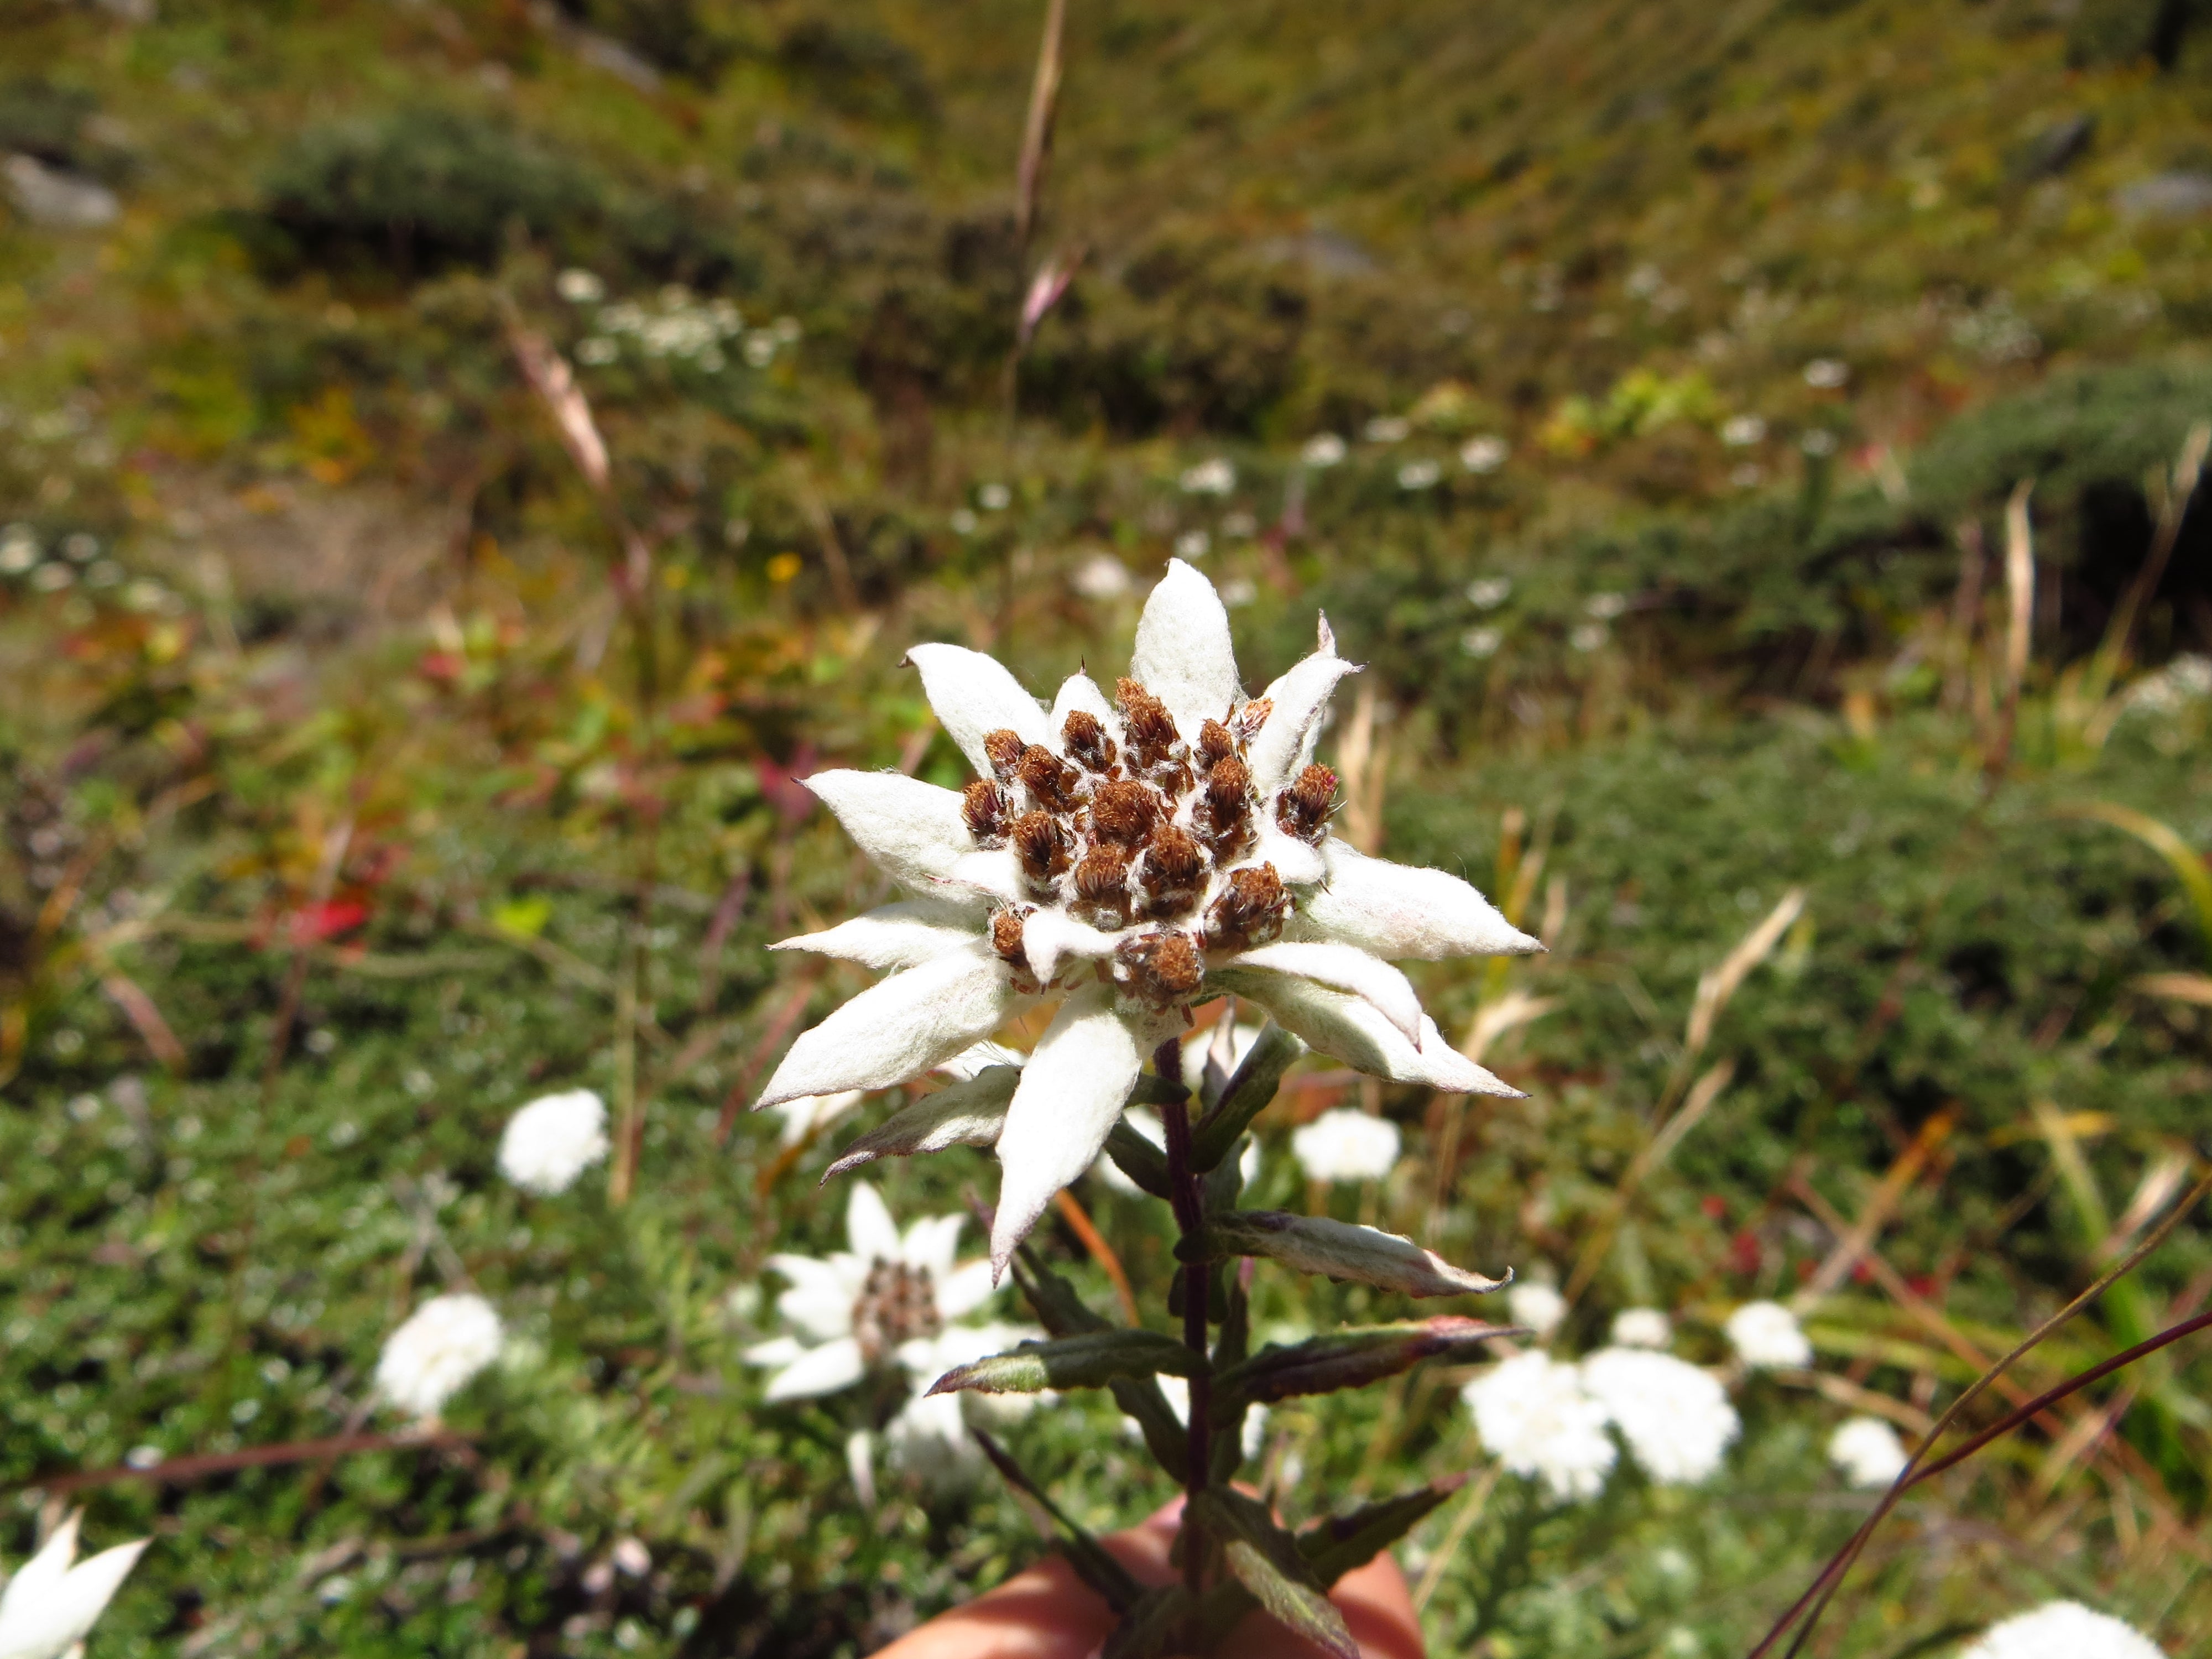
<box><xmin>1013</xmin><ymin>0</ymin><xmax>1068</xmax><ymax>257</ymax></box>
<box><xmin>2094</xmin><ymin>420</ymin><xmax>2209</xmax><ymax>692</ymax></box>
<box><xmin>8</xmin><ymin>1428</ymin><xmax>474</xmax><ymax>1499</ymax></box>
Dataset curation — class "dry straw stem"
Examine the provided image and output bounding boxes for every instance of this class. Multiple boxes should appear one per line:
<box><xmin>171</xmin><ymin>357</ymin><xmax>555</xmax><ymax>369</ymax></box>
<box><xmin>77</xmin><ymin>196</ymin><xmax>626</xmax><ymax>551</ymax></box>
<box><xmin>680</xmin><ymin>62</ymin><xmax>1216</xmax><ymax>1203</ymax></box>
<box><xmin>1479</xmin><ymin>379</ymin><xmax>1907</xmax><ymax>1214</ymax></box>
<box><xmin>1793</xmin><ymin>1108</ymin><xmax>1952</xmax><ymax>1307</ymax></box>
<box><xmin>2135</xmin><ymin>972</ymin><xmax>2212</xmax><ymax>1009</ymax></box>
<box><xmin>1334</xmin><ymin>680</ymin><xmax>1388</xmax><ymax>856</ymax></box>
<box><xmin>1409</xmin><ymin>1462</ymin><xmax>1500</xmax><ymax>1614</ymax></box>
<box><xmin>2057</xmin><ymin>801</ymin><xmax>2212</xmax><ymax>973</ymax></box>
<box><xmin>1013</xmin><ymin>0</ymin><xmax>1067</xmax><ymax>255</ymax></box>
<box><xmin>1749</xmin><ymin>1160</ymin><xmax>2212</xmax><ymax>1659</ymax></box>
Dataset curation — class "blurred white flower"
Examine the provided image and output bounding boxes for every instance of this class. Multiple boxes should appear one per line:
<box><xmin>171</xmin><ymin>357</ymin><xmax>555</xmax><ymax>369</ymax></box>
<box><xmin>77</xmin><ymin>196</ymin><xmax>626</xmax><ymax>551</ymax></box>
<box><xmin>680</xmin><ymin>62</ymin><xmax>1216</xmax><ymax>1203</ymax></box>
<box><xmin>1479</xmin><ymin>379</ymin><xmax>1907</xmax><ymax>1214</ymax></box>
<box><xmin>1220</xmin><ymin>510</ymin><xmax>1258</xmax><ymax>540</ymax></box>
<box><xmin>1180</xmin><ymin>457</ymin><xmax>1237</xmax><ymax>496</ymax></box>
<box><xmin>742</xmin><ymin>333</ymin><xmax>776</xmax><ymax>367</ymax></box>
<box><xmin>950</xmin><ymin>509</ymin><xmax>979</xmax><ymax>535</ymax></box>
<box><xmin>1585</xmin><ymin>592</ymin><xmax>1628</xmax><ymax>620</ymax></box>
<box><xmin>1828</xmin><ymin>1416</ymin><xmax>1909</xmax><ymax>1489</ymax></box>
<box><xmin>376</xmin><ymin>1293</ymin><xmax>503</xmax><ymax>1418</ymax></box>
<box><xmin>2124</xmin><ymin>653</ymin><xmax>2212</xmax><ymax>716</ymax></box>
<box><xmin>1800</xmin><ymin>429</ymin><xmax>1838</xmax><ymax>458</ymax></box>
<box><xmin>1290</xmin><ymin>1108</ymin><xmax>1400</xmax><ymax>1182</ymax></box>
<box><xmin>497</xmin><ymin>1088</ymin><xmax>609</xmax><ymax>1194</ymax></box>
<box><xmin>1720</xmin><ymin>414</ymin><xmax>1766</xmax><ymax>447</ymax></box>
<box><xmin>1459</xmin><ymin>436</ymin><xmax>1509</xmax><ymax>473</ymax></box>
<box><xmin>1460</xmin><ymin>627</ymin><xmax>1503</xmax><ymax>659</ymax></box>
<box><xmin>1802</xmin><ymin>358</ymin><xmax>1849</xmax><ymax>389</ymax></box>
<box><xmin>0</xmin><ymin>1511</ymin><xmax>149</xmax><ymax>1659</ymax></box>
<box><xmin>1301</xmin><ymin>434</ymin><xmax>1348</xmax><ymax>468</ymax></box>
<box><xmin>1218</xmin><ymin>576</ymin><xmax>1258</xmax><ymax>608</ymax></box>
<box><xmin>1569</xmin><ymin>624</ymin><xmax>1609</xmax><ymax>652</ymax></box>
<box><xmin>1072</xmin><ymin>553</ymin><xmax>1133</xmax><ymax>600</ymax></box>
<box><xmin>1506</xmin><ymin>1281</ymin><xmax>1567</xmax><ymax>1337</ymax></box>
<box><xmin>1397</xmin><ymin>459</ymin><xmax>1442</xmax><ymax>491</ymax></box>
<box><xmin>555</xmin><ymin>269</ymin><xmax>606</xmax><ymax>304</ymax></box>
<box><xmin>0</xmin><ymin>527</ymin><xmax>36</xmax><ymax>575</ymax></box>
<box><xmin>1961</xmin><ymin>1602</ymin><xmax>2166</xmax><ymax>1659</ymax></box>
<box><xmin>29</xmin><ymin>564</ymin><xmax>72</xmax><ymax>593</ymax></box>
<box><xmin>1725</xmin><ymin>1300</ymin><xmax>1812</xmax><ymax>1369</ymax></box>
<box><xmin>1363</xmin><ymin>416</ymin><xmax>1411</xmax><ymax>444</ymax></box>
<box><xmin>1580</xmin><ymin>1348</ymin><xmax>1739</xmax><ymax>1484</ymax></box>
<box><xmin>1610</xmin><ymin>1307</ymin><xmax>1671</xmax><ymax>1349</ymax></box>
<box><xmin>1462</xmin><ymin>1352</ymin><xmax>1615</xmax><ymax>1500</ymax></box>
<box><xmin>1466</xmin><ymin>576</ymin><xmax>1512</xmax><ymax>609</ymax></box>
<box><xmin>1175</xmin><ymin>530</ymin><xmax>1212</xmax><ymax>559</ymax></box>
<box><xmin>977</xmin><ymin>482</ymin><xmax>1012</xmax><ymax>512</ymax></box>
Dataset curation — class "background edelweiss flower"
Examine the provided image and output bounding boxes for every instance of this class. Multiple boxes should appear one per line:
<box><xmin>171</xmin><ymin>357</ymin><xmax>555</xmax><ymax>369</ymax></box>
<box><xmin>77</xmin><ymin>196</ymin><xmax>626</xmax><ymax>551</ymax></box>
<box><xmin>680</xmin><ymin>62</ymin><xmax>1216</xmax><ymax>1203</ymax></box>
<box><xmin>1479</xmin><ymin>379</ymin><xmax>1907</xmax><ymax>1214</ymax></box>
<box><xmin>497</xmin><ymin>1088</ymin><xmax>609</xmax><ymax>1194</ymax></box>
<box><xmin>375</xmin><ymin>1292</ymin><xmax>503</xmax><ymax>1419</ymax></box>
<box><xmin>743</xmin><ymin>1183</ymin><xmax>1002</xmax><ymax>1405</ymax></box>
<box><xmin>1506</xmin><ymin>1282</ymin><xmax>1567</xmax><ymax>1338</ymax></box>
<box><xmin>757</xmin><ymin>557</ymin><xmax>1538</xmax><ymax>1273</ymax></box>
<box><xmin>1726</xmin><ymin>1300</ymin><xmax>1813</xmax><ymax>1369</ymax></box>
<box><xmin>1462</xmin><ymin>1350</ymin><xmax>1616</xmax><ymax>1501</ymax></box>
<box><xmin>1610</xmin><ymin>1307</ymin><xmax>1672</xmax><ymax>1349</ymax></box>
<box><xmin>0</xmin><ymin>1511</ymin><xmax>149</xmax><ymax>1659</ymax></box>
<box><xmin>1579</xmin><ymin>1348</ymin><xmax>1740</xmax><ymax>1485</ymax></box>
<box><xmin>1828</xmin><ymin>1416</ymin><xmax>1910</xmax><ymax>1489</ymax></box>
<box><xmin>1290</xmin><ymin>1107</ymin><xmax>1402</xmax><ymax>1183</ymax></box>
<box><xmin>1960</xmin><ymin>1601</ymin><xmax>2167</xmax><ymax>1659</ymax></box>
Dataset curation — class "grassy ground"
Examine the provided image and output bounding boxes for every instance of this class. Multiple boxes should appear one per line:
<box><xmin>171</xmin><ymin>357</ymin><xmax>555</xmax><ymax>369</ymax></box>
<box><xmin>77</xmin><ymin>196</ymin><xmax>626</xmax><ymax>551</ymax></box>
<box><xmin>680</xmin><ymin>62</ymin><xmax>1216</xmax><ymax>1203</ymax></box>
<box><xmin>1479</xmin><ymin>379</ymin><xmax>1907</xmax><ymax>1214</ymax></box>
<box><xmin>4</xmin><ymin>1</ymin><xmax>2212</xmax><ymax>1655</ymax></box>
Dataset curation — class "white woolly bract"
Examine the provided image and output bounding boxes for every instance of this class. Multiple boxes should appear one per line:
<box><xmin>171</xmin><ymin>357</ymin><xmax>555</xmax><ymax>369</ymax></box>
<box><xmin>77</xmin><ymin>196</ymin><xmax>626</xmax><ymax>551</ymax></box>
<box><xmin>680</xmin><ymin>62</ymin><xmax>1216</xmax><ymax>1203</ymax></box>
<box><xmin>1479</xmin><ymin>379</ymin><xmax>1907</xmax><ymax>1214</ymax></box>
<box><xmin>1462</xmin><ymin>1352</ymin><xmax>1615</xmax><ymax>1501</ymax></box>
<box><xmin>1828</xmin><ymin>1416</ymin><xmax>1910</xmax><ymax>1489</ymax></box>
<box><xmin>497</xmin><ymin>1088</ymin><xmax>609</xmax><ymax>1194</ymax></box>
<box><xmin>1289</xmin><ymin>1108</ymin><xmax>1402</xmax><ymax>1183</ymax></box>
<box><xmin>1579</xmin><ymin>1348</ymin><xmax>1739</xmax><ymax>1485</ymax></box>
<box><xmin>1960</xmin><ymin>1602</ymin><xmax>2167</xmax><ymax>1659</ymax></box>
<box><xmin>0</xmin><ymin>1512</ymin><xmax>150</xmax><ymax>1659</ymax></box>
<box><xmin>376</xmin><ymin>1293</ymin><xmax>503</xmax><ymax>1418</ymax></box>
<box><xmin>1725</xmin><ymin>1300</ymin><xmax>1813</xmax><ymax>1369</ymax></box>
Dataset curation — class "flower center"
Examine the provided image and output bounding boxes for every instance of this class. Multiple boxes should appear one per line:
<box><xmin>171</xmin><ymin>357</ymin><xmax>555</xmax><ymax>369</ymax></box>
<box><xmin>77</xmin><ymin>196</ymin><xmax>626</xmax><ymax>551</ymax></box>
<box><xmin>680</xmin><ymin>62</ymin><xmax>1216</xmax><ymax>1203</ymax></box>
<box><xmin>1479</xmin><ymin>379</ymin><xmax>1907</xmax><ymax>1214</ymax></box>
<box><xmin>964</xmin><ymin>677</ymin><xmax>1338</xmax><ymax>1009</ymax></box>
<box><xmin>851</xmin><ymin>1259</ymin><xmax>941</xmax><ymax>1365</ymax></box>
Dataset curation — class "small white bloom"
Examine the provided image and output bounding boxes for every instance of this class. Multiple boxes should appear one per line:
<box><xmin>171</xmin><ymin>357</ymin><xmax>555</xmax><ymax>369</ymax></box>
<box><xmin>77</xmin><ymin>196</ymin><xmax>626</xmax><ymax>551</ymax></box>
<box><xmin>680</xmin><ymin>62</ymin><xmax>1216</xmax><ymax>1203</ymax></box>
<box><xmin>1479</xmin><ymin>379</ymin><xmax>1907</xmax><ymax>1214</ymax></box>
<box><xmin>1801</xmin><ymin>429</ymin><xmax>1838</xmax><ymax>458</ymax></box>
<box><xmin>1720</xmin><ymin>414</ymin><xmax>1766</xmax><ymax>447</ymax></box>
<box><xmin>1463</xmin><ymin>1352</ymin><xmax>1615</xmax><ymax>1501</ymax></box>
<box><xmin>1507</xmin><ymin>1282</ymin><xmax>1567</xmax><ymax>1337</ymax></box>
<box><xmin>1961</xmin><ymin>1602</ymin><xmax>2166</xmax><ymax>1659</ymax></box>
<box><xmin>1290</xmin><ymin>1108</ymin><xmax>1401</xmax><ymax>1183</ymax></box>
<box><xmin>1072</xmin><ymin>553</ymin><xmax>1131</xmax><ymax>600</ymax></box>
<box><xmin>1179</xmin><ymin>457</ymin><xmax>1237</xmax><ymax>496</ymax></box>
<box><xmin>1828</xmin><ymin>1416</ymin><xmax>1909</xmax><ymax>1488</ymax></box>
<box><xmin>376</xmin><ymin>1293</ymin><xmax>503</xmax><ymax>1418</ymax></box>
<box><xmin>1396</xmin><ymin>459</ymin><xmax>1442</xmax><ymax>491</ymax></box>
<box><xmin>1460</xmin><ymin>627</ymin><xmax>1503</xmax><ymax>659</ymax></box>
<box><xmin>1725</xmin><ymin>1300</ymin><xmax>1812</xmax><ymax>1369</ymax></box>
<box><xmin>1610</xmin><ymin>1307</ymin><xmax>1671</xmax><ymax>1349</ymax></box>
<box><xmin>1363</xmin><ymin>416</ymin><xmax>1410</xmax><ymax>444</ymax></box>
<box><xmin>1802</xmin><ymin>358</ymin><xmax>1849</xmax><ymax>389</ymax></box>
<box><xmin>1300</xmin><ymin>433</ymin><xmax>1347</xmax><ymax>468</ymax></box>
<box><xmin>1569</xmin><ymin>624</ymin><xmax>1609</xmax><ymax>652</ymax></box>
<box><xmin>555</xmin><ymin>269</ymin><xmax>606</xmax><ymax>304</ymax></box>
<box><xmin>1175</xmin><ymin>530</ymin><xmax>1212</xmax><ymax>559</ymax></box>
<box><xmin>0</xmin><ymin>1511</ymin><xmax>150</xmax><ymax>1659</ymax></box>
<box><xmin>1218</xmin><ymin>576</ymin><xmax>1257</xmax><ymax>608</ymax></box>
<box><xmin>1584</xmin><ymin>592</ymin><xmax>1628</xmax><ymax>620</ymax></box>
<box><xmin>950</xmin><ymin>509</ymin><xmax>979</xmax><ymax>535</ymax></box>
<box><xmin>497</xmin><ymin>1088</ymin><xmax>610</xmax><ymax>1194</ymax></box>
<box><xmin>1459</xmin><ymin>436</ymin><xmax>1509</xmax><ymax>473</ymax></box>
<box><xmin>1580</xmin><ymin>1348</ymin><xmax>1739</xmax><ymax>1484</ymax></box>
<box><xmin>1466</xmin><ymin>576</ymin><xmax>1512</xmax><ymax>609</ymax></box>
<box><xmin>977</xmin><ymin>482</ymin><xmax>1012</xmax><ymax>511</ymax></box>
<box><xmin>1220</xmin><ymin>511</ymin><xmax>1258</xmax><ymax>540</ymax></box>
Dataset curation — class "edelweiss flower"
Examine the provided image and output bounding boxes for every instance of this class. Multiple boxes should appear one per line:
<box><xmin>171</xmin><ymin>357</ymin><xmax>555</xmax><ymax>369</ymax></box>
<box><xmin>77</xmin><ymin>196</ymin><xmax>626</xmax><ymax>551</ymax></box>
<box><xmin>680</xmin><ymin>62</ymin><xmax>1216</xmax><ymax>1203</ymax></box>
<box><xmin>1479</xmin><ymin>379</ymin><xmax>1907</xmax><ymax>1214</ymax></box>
<box><xmin>759</xmin><ymin>560</ymin><xmax>1535</xmax><ymax>1272</ymax></box>
<box><xmin>1828</xmin><ymin>1415</ymin><xmax>1910</xmax><ymax>1489</ymax></box>
<box><xmin>376</xmin><ymin>1293</ymin><xmax>503</xmax><ymax>1419</ymax></box>
<box><xmin>497</xmin><ymin>1088</ymin><xmax>609</xmax><ymax>1194</ymax></box>
<box><xmin>1579</xmin><ymin>1348</ymin><xmax>1739</xmax><ymax>1485</ymax></box>
<box><xmin>1726</xmin><ymin>1300</ymin><xmax>1812</xmax><ymax>1369</ymax></box>
<box><xmin>0</xmin><ymin>1512</ymin><xmax>149</xmax><ymax>1659</ymax></box>
<box><xmin>1290</xmin><ymin>1108</ymin><xmax>1402</xmax><ymax>1183</ymax></box>
<box><xmin>1961</xmin><ymin>1602</ymin><xmax>2166</xmax><ymax>1659</ymax></box>
<box><xmin>1462</xmin><ymin>1350</ymin><xmax>1615</xmax><ymax>1501</ymax></box>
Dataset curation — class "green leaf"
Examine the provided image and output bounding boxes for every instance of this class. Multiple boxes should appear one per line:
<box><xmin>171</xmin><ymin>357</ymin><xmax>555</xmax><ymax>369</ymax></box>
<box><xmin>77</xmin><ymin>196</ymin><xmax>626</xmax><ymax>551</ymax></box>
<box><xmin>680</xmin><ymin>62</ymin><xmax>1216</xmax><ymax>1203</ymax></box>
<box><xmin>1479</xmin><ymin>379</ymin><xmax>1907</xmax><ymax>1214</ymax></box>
<box><xmin>1190</xmin><ymin>1022</ymin><xmax>1303</xmax><ymax>1171</ymax></box>
<box><xmin>1202</xmin><ymin>1210</ymin><xmax>1508</xmax><ymax>1298</ymax></box>
<box><xmin>822</xmin><ymin>1066</ymin><xmax>1019</xmax><ymax>1181</ymax></box>
<box><xmin>927</xmin><ymin>1329</ymin><xmax>1205</xmax><ymax>1396</ymax></box>
<box><xmin>971</xmin><ymin>1430</ymin><xmax>1141</xmax><ymax>1613</ymax></box>
<box><xmin>1110</xmin><ymin>1377</ymin><xmax>1190</xmax><ymax>1484</ymax></box>
<box><xmin>488</xmin><ymin>894</ymin><xmax>552</xmax><ymax>938</ymax></box>
<box><xmin>1010</xmin><ymin>1247</ymin><xmax>1113</xmax><ymax>1337</ymax></box>
<box><xmin>1102</xmin><ymin>1585</ymin><xmax>1199</xmax><ymax>1659</ymax></box>
<box><xmin>1211</xmin><ymin>1317</ymin><xmax>1517</xmax><ymax>1411</ymax></box>
<box><xmin>1103</xmin><ymin>1119</ymin><xmax>1172</xmax><ymax>1199</ymax></box>
<box><xmin>1193</xmin><ymin>1490</ymin><xmax>1357</xmax><ymax>1659</ymax></box>
<box><xmin>1297</xmin><ymin>1480</ymin><xmax>1463</xmax><ymax>1587</ymax></box>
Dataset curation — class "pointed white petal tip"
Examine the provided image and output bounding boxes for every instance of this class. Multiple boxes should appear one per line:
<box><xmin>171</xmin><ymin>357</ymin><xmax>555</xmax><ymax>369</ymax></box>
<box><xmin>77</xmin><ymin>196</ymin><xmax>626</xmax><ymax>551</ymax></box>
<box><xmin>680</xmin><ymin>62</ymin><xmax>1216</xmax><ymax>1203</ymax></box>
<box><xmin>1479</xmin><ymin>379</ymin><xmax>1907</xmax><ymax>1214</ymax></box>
<box><xmin>1317</xmin><ymin>612</ymin><xmax>1335</xmax><ymax>654</ymax></box>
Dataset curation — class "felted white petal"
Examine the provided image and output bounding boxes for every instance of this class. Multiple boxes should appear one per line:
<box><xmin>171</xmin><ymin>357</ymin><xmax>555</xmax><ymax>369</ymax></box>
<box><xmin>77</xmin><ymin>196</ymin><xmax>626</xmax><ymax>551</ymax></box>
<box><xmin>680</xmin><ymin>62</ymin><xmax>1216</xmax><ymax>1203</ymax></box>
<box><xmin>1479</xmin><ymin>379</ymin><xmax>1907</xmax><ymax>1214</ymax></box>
<box><xmin>768</xmin><ymin>1254</ymin><xmax>860</xmax><ymax>1341</ymax></box>
<box><xmin>1049</xmin><ymin>671</ymin><xmax>1117</xmax><ymax>739</ymax></box>
<box><xmin>0</xmin><ymin>1513</ymin><xmax>80</xmax><ymax>1629</ymax></box>
<box><xmin>1019</xmin><ymin>909</ymin><xmax>1124</xmax><ymax>984</ymax></box>
<box><xmin>938</xmin><ymin>1040</ymin><xmax>1027</xmax><ymax>1080</ymax></box>
<box><xmin>0</xmin><ymin>1535</ymin><xmax>148</xmax><ymax>1659</ymax></box>
<box><xmin>1243</xmin><ymin>824</ymin><xmax>1327</xmax><ymax>888</ymax></box>
<box><xmin>1214</xmin><ymin>968</ymin><xmax>1522</xmax><ymax>1096</ymax></box>
<box><xmin>938</xmin><ymin>847</ymin><xmax>1027</xmax><ymax>905</ymax></box>
<box><xmin>1220</xmin><ymin>941</ymin><xmax>1424</xmax><ymax>1046</ymax></box>
<box><xmin>757</xmin><ymin>946</ymin><xmax>1021</xmax><ymax>1108</ymax></box>
<box><xmin>845</xmin><ymin>1182</ymin><xmax>902</xmax><ymax>1264</ymax></box>
<box><xmin>1130</xmin><ymin>557</ymin><xmax>1241</xmax><ymax>735</ymax></box>
<box><xmin>772</xmin><ymin>901</ymin><xmax>980</xmax><ymax>971</ymax></box>
<box><xmin>883</xmin><ymin>1389</ymin><xmax>972</xmax><ymax>1472</ymax></box>
<box><xmin>900</xmin><ymin>1213</ymin><xmax>967</xmax><ymax>1281</ymax></box>
<box><xmin>1245</xmin><ymin>629</ymin><xmax>1359</xmax><ymax>796</ymax></box>
<box><xmin>905</xmin><ymin>643</ymin><xmax>1053</xmax><ymax>776</ymax></box>
<box><xmin>804</xmin><ymin>771</ymin><xmax>975</xmax><ymax>895</ymax></box>
<box><xmin>935</xmin><ymin>1258</ymin><xmax>999</xmax><ymax>1320</ymax></box>
<box><xmin>743</xmin><ymin>1335</ymin><xmax>808</xmax><ymax>1368</ymax></box>
<box><xmin>1287</xmin><ymin>841</ymin><xmax>1541</xmax><ymax>960</ymax></box>
<box><xmin>989</xmin><ymin>987</ymin><xmax>1146</xmax><ymax>1276</ymax></box>
<box><xmin>763</xmin><ymin>1336</ymin><xmax>868</xmax><ymax>1401</ymax></box>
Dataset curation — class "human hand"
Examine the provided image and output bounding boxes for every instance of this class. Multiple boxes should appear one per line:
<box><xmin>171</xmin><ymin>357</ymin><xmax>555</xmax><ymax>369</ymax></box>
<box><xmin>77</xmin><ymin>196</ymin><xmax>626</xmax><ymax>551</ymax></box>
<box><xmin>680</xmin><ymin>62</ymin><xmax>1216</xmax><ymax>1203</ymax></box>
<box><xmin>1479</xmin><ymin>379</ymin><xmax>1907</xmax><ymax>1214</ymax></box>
<box><xmin>873</xmin><ymin>1494</ymin><xmax>1425</xmax><ymax>1659</ymax></box>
